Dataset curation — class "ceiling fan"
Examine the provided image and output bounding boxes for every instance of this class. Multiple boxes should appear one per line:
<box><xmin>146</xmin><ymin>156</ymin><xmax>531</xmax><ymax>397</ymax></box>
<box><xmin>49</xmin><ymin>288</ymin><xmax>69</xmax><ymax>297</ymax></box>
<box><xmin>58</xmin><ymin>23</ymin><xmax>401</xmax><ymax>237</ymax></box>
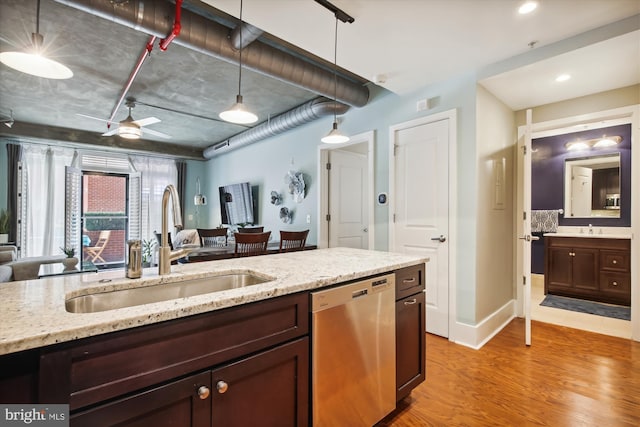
<box><xmin>78</xmin><ymin>99</ymin><xmax>171</xmax><ymax>140</ymax></box>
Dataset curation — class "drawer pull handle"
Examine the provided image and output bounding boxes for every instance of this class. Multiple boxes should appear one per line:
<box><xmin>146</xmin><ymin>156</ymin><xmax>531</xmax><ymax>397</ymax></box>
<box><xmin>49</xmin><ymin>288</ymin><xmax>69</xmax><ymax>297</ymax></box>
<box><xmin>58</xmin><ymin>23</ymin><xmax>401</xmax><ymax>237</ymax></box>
<box><xmin>198</xmin><ymin>386</ymin><xmax>210</xmax><ymax>400</ymax></box>
<box><xmin>612</xmin><ymin>260</ymin><xmax>617</xmax><ymax>264</ymax></box>
<box><xmin>612</xmin><ymin>281</ymin><xmax>618</xmax><ymax>287</ymax></box>
<box><xmin>402</xmin><ymin>277</ymin><xmax>416</xmax><ymax>284</ymax></box>
<box><xmin>404</xmin><ymin>299</ymin><xmax>418</xmax><ymax>305</ymax></box>
<box><xmin>216</xmin><ymin>381</ymin><xmax>229</xmax><ymax>394</ymax></box>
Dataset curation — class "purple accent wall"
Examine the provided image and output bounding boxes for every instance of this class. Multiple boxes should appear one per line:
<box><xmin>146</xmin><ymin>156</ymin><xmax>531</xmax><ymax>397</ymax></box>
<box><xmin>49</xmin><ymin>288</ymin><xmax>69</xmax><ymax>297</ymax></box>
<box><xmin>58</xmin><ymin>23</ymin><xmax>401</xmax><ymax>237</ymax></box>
<box><xmin>531</xmin><ymin>123</ymin><xmax>632</xmax><ymax>273</ymax></box>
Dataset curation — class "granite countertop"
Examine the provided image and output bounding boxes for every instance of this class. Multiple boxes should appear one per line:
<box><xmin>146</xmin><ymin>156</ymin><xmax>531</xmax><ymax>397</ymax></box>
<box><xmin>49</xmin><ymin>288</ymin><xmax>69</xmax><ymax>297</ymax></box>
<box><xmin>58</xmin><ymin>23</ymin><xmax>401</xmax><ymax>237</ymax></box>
<box><xmin>0</xmin><ymin>248</ymin><xmax>428</xmax><ymax>356</ymax></box>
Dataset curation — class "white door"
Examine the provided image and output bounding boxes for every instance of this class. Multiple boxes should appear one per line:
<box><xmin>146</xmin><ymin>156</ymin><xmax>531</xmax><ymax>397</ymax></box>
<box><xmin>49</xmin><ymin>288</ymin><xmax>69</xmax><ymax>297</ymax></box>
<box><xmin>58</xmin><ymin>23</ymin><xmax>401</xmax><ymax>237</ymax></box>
<box><xmin>328</xmin><ymin>149</ymin><xmax>369</xmax><ymax>249</ymax></box>
<box><xmin>520</xmin><ymin>109</ymin><xmax>534</xmax><ymax>346</ymax></box>
<box><xmin>392</xmin><ymin>118</ymin><xmax>449</xmax><ymax>337</ymax></box>
<box><xmin>570</xmin><ymin>166</ymin><xmax>593</xmax><ymax>217</ymax></box>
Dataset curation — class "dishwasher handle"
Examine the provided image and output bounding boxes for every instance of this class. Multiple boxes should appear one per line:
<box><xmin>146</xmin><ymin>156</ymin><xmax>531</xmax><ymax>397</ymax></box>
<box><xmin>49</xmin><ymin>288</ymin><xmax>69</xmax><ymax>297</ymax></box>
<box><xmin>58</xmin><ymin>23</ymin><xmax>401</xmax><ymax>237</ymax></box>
<box><xmin>352</xmin><ymin>289</ymin><xmax>368</xmax><ymax>299</ymax></box>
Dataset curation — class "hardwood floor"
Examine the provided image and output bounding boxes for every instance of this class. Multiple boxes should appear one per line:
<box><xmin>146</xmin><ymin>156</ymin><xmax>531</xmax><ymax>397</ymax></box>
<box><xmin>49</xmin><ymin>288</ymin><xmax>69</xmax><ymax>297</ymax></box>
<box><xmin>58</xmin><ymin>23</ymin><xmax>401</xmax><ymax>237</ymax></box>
<box><xmin>380</xmin><ymin>319</ymin><xmax>640</xmax><ymax>426</ymax></box>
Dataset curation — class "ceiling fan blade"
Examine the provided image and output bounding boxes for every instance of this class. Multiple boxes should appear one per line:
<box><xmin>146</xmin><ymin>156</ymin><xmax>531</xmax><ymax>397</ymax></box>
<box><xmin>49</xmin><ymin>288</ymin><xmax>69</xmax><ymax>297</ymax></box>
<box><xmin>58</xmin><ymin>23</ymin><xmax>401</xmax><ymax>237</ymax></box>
<box><xmin>77</xmin><ymin>113</ymin><xmax>110</xmax><ymax>123</ymax></box>
<box><xmin>102</xmin><ymin>128</ymin><xmax>119</xmax><ymax>137</ymax></box>
<box><xmin>143</xmin><ymin>128</ymin><xmax>171</xmax><ymax>139</ymax></box>
<box><xmin>133</xmin><ymin>117</ymin><xmax>161</xmax><ymax>127</ymax></box>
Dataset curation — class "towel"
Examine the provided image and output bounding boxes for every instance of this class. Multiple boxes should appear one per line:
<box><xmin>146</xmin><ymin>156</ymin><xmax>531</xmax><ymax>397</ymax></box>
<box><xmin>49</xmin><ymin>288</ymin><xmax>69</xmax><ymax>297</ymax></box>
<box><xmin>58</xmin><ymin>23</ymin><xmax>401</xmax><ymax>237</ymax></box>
<box><xmin>531</xmin><ymin>210</ymin><xmax>559</xmax><ymax>233</ymax></box>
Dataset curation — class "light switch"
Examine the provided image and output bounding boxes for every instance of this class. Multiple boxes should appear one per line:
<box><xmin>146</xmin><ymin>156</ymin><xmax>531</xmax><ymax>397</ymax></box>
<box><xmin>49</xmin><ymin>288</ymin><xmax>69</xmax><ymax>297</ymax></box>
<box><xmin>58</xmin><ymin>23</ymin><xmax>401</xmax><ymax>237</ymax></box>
<box><xmin>306</xmin><ymin>214</ymin><xmax>311</xmax><ymax>224</ymax></box>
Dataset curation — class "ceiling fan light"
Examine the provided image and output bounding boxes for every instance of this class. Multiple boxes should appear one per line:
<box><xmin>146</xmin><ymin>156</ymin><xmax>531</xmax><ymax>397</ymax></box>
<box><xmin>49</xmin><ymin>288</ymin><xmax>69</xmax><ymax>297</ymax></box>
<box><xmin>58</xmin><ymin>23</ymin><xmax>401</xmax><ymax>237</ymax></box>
<box><xmin>321</xmin><ymin>121</ymin><xmax>349</xmax><ymax>144</ymax></box>
<box><xmin>118</xmin><ymin>122</ymin><xmax>142</xmax><ymax>139</ymax></box>
<box><xmin>219</xmin><ymin>95</ymin><xmax>258</xmax><ymax>125</ymax></box>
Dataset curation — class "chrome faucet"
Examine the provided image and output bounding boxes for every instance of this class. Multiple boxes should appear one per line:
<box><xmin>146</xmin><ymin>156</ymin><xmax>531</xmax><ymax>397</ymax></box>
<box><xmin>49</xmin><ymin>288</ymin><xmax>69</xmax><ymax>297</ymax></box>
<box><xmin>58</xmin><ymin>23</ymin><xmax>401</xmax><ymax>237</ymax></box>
<box><xmin>159</xmin><ymin>184</ymin><xmax>192</xmax><ymax>275</ymax></box>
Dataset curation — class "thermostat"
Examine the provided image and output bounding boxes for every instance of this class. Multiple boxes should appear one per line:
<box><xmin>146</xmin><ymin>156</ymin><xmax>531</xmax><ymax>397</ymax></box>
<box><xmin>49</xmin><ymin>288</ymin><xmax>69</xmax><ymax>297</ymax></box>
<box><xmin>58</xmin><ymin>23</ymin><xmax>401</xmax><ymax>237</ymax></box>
<box><xmin>377</xmin><ymin>192</ymin><xmax>388</xmax><ymax>205</ymax></box>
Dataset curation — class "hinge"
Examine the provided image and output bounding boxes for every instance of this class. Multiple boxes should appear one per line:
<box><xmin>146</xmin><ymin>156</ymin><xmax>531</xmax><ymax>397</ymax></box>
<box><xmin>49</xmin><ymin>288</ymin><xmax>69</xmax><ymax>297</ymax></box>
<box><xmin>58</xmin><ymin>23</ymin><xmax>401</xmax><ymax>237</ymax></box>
<box><xmin>523</xmin><ymin>211</ymin><xmax>526</xmax><ymax>220</ymax></box>
<box><xmin>393</xmin><ymin>145</ymin><xmax>398</xmax><ymax>156</ymax></box>
<box><xmin>326</xmin><ymin>214</ymin><xmax>331</xmax><ymax>221</ymax></box>
<box><xmin>523</xmin><ymin>275</ymin><xmax>526</xmax><ymax>285</ymax></box>
<box><xmin>326</xmin><ymin>162</ymin><xmax>331</xmax><ymax>170</ymax></box>
<box><xmin>522</xmin><ymin>145</ymin><xmax>527</xmax><ymax>155</ymax></box>
<box><xmin>393</xmin><ymin>213</ymin><xmax>396</xmax><ymax>223</ymax></box>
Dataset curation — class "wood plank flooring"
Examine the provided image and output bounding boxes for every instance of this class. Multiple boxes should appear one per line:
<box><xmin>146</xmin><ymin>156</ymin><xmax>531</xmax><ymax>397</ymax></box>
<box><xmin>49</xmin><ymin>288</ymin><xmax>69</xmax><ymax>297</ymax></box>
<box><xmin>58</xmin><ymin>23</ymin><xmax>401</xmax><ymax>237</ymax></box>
<box><xmin>379</xmin><ymin>319</ymin><xmax>640</xmax><ymax>426</ymax></box>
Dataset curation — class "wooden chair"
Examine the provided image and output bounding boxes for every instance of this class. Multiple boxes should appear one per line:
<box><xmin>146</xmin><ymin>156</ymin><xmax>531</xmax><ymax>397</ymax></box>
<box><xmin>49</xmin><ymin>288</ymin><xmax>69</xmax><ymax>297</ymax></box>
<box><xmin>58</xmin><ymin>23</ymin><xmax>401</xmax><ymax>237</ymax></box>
<box><xmin>237</xmin><ymin>226</ymin><xmax>264</xmax><ymax>234</ymax></box>
<box><xmin>234</xmin><ymin>231</ymin><xmax>271</xmax><ymax>257</ymax></box>
<box><xmin>84</xmin><ymin>230</ymin><xmax>111</xmax><ymax>263</ymax></box>
<box><xmin>197</xmin><ymin>228</ymin><xmax>228</xmax><ymax>247</ymax></box>
<box><xmin>279</xmin><ymin>230</ymin><xmax>309</xmax><ymax>253</ymax></box>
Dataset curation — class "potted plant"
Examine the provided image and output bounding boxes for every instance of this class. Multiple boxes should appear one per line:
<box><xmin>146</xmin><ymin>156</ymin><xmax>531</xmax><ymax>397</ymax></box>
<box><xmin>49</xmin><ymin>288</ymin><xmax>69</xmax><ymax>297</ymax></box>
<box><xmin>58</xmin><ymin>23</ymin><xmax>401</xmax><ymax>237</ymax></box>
<box><xmin>142</xmin><ymin>239</ymin><xmax>155</xmax><ymax>267</ymax></box>
<box><xmin>0</xmin><ymin>209</ymin><xmax>9</xmax><ymax>244</ymax></box>
<box><xmin>60</xmin><ymin>246</ymin><xmax>78</xmax><ymax>270</ymax></box>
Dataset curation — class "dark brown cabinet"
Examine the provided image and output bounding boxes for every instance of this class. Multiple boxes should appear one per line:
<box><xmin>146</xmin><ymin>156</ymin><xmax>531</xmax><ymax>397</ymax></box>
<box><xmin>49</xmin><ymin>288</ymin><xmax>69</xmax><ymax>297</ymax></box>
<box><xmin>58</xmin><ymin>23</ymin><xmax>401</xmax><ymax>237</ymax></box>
<box><xmin>395</xmin><ymin>264</ymin><xmax>426</xmax><ymax>402</ymax></box>
<box><xmin>545</xmin><ymin>236</ymin><xmax>630</xmax><ymax>305</ymax></box>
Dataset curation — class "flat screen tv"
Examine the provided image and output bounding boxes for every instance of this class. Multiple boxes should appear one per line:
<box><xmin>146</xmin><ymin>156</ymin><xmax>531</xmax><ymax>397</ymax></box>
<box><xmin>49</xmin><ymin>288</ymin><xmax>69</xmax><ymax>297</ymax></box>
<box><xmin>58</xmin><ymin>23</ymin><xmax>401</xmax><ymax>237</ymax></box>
<box><xmin>219</xmin><ymin>182</ymin><xmax>255</xmax><ymax>225</ymax></box>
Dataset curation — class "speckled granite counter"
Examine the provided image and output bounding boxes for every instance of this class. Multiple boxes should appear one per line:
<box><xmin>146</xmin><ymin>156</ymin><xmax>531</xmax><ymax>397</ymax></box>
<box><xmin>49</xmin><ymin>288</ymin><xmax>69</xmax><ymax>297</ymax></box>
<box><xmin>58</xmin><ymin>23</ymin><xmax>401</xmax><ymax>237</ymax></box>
<box><xmin>0</xmin><ymin>248</ymin><xmax>427</xmax><ymax>356</ymax></box>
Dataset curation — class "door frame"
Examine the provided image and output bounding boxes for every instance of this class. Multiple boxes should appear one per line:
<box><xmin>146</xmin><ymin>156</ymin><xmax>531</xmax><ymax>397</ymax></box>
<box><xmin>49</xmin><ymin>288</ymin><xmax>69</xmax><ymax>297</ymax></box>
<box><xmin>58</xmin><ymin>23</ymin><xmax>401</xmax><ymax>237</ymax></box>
<box><xmin>515</xmin><ymin>104</ymin><xmax>639</xmax><ymax>341</ymax></box>
<box><xmin>388</xmin><ymin>108</ymin><xmax>458</xmax><ymax>342</ymax></box>
<box><xmin>317</xmin><ymin>130</ymin><xmax>375</xmax><ymax>249</ymax></box>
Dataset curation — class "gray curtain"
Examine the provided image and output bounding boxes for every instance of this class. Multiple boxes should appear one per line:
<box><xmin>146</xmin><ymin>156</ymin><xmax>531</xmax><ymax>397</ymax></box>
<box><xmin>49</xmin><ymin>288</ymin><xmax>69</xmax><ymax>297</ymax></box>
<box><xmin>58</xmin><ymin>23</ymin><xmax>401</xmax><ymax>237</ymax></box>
<box><xmin>176</xmin><ymin>160</ymin><xmax>187</xmax><ymax>227</ymax></box>
<box><xmin>6</xmin><ymin>142</ymin><xmax>22</xmax><ymax>243</ymax></box>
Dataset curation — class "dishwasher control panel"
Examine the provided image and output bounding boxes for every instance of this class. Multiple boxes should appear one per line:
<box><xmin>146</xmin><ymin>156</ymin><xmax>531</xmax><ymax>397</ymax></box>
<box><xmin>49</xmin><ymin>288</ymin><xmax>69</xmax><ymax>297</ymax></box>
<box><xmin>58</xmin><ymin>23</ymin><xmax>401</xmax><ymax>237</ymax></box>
<box><xmin>310</xmin><ymin>273</ymin><xmax>394</xmax><ymax>312</ymax></box>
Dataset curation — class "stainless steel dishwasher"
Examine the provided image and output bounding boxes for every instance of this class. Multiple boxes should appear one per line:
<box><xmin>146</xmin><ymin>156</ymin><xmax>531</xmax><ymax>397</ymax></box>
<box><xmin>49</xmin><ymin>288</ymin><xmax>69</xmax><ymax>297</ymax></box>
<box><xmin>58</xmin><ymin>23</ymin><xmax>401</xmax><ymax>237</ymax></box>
<box><xmin>311</xmin><ymin>273</ymin><xmax>396</xmax><ymax>426</ymax></box>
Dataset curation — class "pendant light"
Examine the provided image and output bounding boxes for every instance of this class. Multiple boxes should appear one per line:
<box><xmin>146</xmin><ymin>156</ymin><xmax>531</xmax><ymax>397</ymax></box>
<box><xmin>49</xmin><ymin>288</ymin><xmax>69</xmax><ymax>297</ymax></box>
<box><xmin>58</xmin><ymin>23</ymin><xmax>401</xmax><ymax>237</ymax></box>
<box><xmin>321</xmin><ymin>17</ymin><xmax>349</xmax><ymax>144</ymax></box>
<box><xmin>219</xmin><ymin>0</ymin><xmax>258</xmax><ymax>125</ymax></box>
<box><xmin>0</xmin><ymin>0</ymin><xmax>73</xmax><ymax>80</ymax></box>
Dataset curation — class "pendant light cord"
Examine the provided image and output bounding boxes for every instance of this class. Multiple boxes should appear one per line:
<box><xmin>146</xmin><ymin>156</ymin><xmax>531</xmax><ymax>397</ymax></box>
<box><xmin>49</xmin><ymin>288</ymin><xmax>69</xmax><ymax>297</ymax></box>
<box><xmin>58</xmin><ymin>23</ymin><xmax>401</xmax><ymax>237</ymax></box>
<box><xmin>238</xmin><ymin>0</ymin><xmax>244</xmax><ymax>97</ymax></box>
<box><xmin>36</xmin><ymin>0</ymin><xmax>41</xmax><ymax>35</ymax></box>
<box><xmin>333</xmin><ymin>16</ymin><xmax>338</xmax><ymax>123</ymax></box>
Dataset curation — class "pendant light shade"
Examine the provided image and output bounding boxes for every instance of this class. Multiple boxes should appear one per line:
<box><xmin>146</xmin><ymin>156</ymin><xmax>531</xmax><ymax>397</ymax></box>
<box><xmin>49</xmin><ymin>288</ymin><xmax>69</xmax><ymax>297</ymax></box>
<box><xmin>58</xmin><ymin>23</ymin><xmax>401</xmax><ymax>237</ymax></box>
<box><xmin>220</xmin><ymin>0</ymin><xmax>257</xmax><ymax>125</ymax></box>
<box><xmin>322</xmin><ymin>17</ymin><xmax>349</xmax><ymax>144</ymax></box>
<box><xmin>0</xmin><ymin>1</ymin><xmax>73</xmax><ymax>80</ymax></box>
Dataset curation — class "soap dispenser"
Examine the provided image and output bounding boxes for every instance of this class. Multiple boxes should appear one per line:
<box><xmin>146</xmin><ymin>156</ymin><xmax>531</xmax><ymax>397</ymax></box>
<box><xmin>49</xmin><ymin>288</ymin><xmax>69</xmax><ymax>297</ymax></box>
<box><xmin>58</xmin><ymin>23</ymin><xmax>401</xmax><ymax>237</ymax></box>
<box><xmin>126</xmin><ymin>240</ymin><xmax>142</xmax><ymax>279</ymax></box>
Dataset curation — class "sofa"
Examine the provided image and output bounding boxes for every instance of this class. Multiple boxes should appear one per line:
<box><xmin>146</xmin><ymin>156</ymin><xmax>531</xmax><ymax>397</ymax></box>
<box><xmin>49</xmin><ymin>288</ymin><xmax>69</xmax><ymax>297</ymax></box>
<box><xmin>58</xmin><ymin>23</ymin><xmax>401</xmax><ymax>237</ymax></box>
<box><xmin>0</xmin><ymin>246</ymin><xmax>65</xmax><ymax>282</ymax></box>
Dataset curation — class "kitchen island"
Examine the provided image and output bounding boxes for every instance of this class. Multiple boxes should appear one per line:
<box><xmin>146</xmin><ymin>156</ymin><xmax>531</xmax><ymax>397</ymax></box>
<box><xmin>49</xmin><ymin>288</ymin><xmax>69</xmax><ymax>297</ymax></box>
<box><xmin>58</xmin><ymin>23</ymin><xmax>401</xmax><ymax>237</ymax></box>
<box><xmin>0</xmin><ymin>247</ymin><xmax>428</xmax><ymax>426</ymax></box>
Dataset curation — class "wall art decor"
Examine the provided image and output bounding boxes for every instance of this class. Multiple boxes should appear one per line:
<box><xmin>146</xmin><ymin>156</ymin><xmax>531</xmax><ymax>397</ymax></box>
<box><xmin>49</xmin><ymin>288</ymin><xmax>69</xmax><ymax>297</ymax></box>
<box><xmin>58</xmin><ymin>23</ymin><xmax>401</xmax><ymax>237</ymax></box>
<box><xmin>285</xmin><ymin>170</ymin><xmax>305</xmax><ymax>203</ymax></box>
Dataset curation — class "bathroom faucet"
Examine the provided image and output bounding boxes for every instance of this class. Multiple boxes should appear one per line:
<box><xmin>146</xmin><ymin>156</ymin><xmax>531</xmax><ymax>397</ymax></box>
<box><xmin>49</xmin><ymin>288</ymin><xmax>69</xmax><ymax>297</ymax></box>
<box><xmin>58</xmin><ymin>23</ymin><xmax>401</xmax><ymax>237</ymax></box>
<box><xmin>159</xmin><ymin>184</ymin><xmax>192</xmax><ymax>275</ymax></box>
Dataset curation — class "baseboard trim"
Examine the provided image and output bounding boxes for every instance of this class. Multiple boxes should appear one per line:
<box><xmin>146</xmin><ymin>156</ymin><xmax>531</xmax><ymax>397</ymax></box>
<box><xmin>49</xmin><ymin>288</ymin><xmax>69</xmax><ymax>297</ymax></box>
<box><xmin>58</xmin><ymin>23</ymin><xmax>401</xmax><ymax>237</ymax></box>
<box><xmin>453</xmin><ymin>300</ymin><xmax>516</xmax><ymax>350</ymax></box>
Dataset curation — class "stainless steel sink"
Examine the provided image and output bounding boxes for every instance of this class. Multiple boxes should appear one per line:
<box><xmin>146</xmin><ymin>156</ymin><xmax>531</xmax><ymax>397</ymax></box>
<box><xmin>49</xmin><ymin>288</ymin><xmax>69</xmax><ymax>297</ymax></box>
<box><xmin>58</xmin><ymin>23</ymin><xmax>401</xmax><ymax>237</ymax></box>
<box><xmin>65</xmin><ymin>273</ymin><xmax>272</xmax><ymax>313</ymax></box>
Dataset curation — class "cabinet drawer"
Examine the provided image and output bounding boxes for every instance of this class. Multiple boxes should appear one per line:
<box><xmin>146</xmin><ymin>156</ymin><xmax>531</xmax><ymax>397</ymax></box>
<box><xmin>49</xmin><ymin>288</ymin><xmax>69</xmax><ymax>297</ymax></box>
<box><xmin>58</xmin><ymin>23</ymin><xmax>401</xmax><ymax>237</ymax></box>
<box><xmin>40</xmin><ymin>292</ymin><xmax>308</xmax><ymax>410</ymax></box>
<box><xmin>396</xmin><ymin>264</ymin><xmax>425</xmax><ymax>300</ymax></box>
<box><xmin>600</xmin><ymin>250</ymin><xmax>630</xmax><ymax>273</ymax></box>
<box><xmin>599</xmin><ymin>273</ymin><xmax>631</xmax><ymax>296</ymax></box>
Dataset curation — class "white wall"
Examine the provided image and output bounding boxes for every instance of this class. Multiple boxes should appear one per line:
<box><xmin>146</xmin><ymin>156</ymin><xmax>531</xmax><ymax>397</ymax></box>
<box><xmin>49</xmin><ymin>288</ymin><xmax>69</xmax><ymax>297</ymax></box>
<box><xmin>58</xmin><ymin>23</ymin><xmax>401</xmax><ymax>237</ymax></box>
<box><xmin>475</xmin><ymin>85</ymin><xmax>516</xmax><ymax>322</ymax></box>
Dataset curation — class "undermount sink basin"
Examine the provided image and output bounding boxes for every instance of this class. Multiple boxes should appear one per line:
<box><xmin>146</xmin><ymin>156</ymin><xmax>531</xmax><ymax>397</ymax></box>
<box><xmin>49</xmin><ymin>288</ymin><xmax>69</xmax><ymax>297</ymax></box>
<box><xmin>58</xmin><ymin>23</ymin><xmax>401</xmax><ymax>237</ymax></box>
<box><xmin>65</xmin><ymin>273</ymin><xmax>272</xmax><ymax>314</ymax></box>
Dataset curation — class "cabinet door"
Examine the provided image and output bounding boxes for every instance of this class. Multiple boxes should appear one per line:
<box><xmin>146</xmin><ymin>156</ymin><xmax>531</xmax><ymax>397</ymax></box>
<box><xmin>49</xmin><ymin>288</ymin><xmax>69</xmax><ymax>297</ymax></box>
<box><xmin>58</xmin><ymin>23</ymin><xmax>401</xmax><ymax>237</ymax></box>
<box><xmin>211</xmin><ymin>337</ymin><xmax>309</xmax><ymax>427</ymax></box>
<box><xmin>547</xmin><ymin>247</ymin><xmax>573</xmax><ymax>290</ymax></box>
<box><xmin>396</xmin><ymin>291</ymin><xmax>426</xmax><ymax>402</ymax></box>
<box><xmin>572</xmin><ymin>248</ymin><xmax>599</xmax><ymax>291</ymax></box>
<box><xmin>71</xmin><ymin>371</ymin><xmax>211</xmax><ymax>427</ymax></box>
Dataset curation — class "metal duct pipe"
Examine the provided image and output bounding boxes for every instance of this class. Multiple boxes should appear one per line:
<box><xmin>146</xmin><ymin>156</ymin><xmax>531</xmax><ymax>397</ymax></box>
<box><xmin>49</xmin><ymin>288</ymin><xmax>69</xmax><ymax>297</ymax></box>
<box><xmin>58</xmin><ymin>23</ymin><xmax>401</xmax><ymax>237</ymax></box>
<box><xmin>203</xmin><ymin>97</ymin><xmax>349</xmax><ymax>158</ymax></box>
<box><xmin>53</xmin><ymin>0</ymin><xmax>370</xmax><ymax>107</ymax></box>
<box><xmin>230</xmin><ymin>22</ymin><xmax>263</xmax><ymax>50</ymax></box>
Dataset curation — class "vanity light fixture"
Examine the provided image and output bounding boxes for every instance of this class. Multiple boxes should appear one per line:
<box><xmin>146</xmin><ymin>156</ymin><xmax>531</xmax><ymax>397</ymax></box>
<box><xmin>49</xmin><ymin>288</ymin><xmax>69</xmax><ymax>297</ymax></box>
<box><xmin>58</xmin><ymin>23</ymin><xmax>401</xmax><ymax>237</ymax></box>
<box><xmin>219</xmin><ymin>0</ymin><xmax>258</xmax><ymax>125</ymax></box>
<box><xmin>0</xmin><ymin>0</ymin><xmax>73</xmax><ymax>80</ymax></box>
<box><xmin>321</xmin><ymin>17</ymin><xmax>350</xmax><ymax>144</ymax></box>
<box><xmin>565</xmin><ymin>135</ymin><xmax>622</xmax><ymax>151</ymax></box>
<box><xmin>518</xmin><ymin>1</ymin><xmax>538</xmax><ymax>15</ymax></box>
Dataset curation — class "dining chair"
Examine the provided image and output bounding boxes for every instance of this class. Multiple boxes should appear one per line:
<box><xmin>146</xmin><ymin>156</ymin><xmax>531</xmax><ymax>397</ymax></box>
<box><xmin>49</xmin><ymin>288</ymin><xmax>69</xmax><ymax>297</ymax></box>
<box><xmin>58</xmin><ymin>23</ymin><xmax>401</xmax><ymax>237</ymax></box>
<box><xmin>234</xmin><ymin>231</ymin><xmax>271</xmax><ymax>257</ymax></box>
<box><xmin>197</xmin><ymin>228</ymin><xmax>228</xmax><ymax>247</ymax></box>
<box><xmin>237</xmin><ymin>226</ymin><xmax>264</xmax><ymax>234</ymax></box>
<box><xmin>279</xmin><ymin>230</ymin><xmax>309</xmax><ymax>253</ymax></box>
<box><xmin>84</xmin><ymin>230</ymin><xmax>111</xmax><ymax>263</ymax></box>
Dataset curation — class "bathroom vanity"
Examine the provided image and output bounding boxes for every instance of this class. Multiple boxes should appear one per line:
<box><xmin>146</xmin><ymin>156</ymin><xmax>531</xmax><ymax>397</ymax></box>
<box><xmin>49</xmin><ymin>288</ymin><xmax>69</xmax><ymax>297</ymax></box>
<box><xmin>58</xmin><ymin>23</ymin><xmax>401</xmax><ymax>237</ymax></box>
<box><xmin>0</xmin><ymin>248</ymin><xmax>427</xmax><ymax>426</ymax></box>
<box><xmin>544</xmin><ymin>235</ymin><xmax>631</xmax><ymax>306</ymax></box>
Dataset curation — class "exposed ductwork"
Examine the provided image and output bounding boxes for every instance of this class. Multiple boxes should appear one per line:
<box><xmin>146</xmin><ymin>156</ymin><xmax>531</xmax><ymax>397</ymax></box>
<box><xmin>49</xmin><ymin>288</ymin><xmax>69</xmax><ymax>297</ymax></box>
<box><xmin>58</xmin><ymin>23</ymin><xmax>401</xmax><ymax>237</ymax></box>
<box><xmin>203</xmin><ymin>97</ymin><xmax>350</xmax><ymax>159</ymax></box>
<box><xmin>230</xmin><ymin>22</ymin><xmax>264</xmax><ymax>51</ymax></box>
<box><xmin>53</xmin><ymin>0</ymin><xmax>370</xmax><ymax>108</ymax></box>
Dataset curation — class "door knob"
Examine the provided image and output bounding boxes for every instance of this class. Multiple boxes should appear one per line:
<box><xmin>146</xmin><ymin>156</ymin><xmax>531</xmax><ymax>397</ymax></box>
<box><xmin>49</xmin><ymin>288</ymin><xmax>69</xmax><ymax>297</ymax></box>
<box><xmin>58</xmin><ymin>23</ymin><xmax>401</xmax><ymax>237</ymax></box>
<box><xmin>363</xmin><ymin>227</ymin><xmax>368</xmax><ymax>232</ymax></box>
<box><xmin>431</xmin><ymin>235</ymin><xmax>446</xmax><ymax>243</ymax></box>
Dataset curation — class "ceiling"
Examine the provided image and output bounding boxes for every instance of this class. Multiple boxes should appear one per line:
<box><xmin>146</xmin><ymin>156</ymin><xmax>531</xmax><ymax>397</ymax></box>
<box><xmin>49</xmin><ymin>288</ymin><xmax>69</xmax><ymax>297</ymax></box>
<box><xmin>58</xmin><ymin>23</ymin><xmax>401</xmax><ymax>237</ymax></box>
<box><xmin>1</xmin><ymin>0</ymin><xmax>639</xmax><ymax>159</ymax></box>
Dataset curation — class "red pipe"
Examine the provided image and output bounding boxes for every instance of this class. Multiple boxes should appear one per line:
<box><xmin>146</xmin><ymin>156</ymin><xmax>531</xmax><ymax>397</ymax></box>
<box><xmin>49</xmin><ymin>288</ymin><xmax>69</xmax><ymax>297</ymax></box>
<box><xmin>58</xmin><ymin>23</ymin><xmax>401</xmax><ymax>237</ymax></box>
<box><xmin>106</xmin><ymin>35</ymin><xmax>156</xmax><ymax>129</ymax></box>
<box><xmin>159</xmin><ymin>0</ymin><xmax>183</xmax><ymax>51</ymax></box>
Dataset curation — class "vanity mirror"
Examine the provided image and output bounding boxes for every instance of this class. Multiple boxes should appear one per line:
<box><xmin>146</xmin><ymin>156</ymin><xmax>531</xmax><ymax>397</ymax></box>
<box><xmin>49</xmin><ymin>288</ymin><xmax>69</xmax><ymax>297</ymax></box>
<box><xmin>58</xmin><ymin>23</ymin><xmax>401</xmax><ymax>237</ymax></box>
<box><xmin>564</xmin><ymin>153</ymin><xmax>620</xmax><ymax>218</ymax></box>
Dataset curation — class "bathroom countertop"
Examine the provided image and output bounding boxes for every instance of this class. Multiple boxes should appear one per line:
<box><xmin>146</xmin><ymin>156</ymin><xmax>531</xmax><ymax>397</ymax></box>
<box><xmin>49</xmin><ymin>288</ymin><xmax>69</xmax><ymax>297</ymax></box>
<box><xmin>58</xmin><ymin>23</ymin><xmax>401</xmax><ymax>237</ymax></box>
<box><xmin>543</xmin><ymin>232</ymin><xmax>632</xmax><ymax>239</ymax></box>
<box><xmin>0</xmin><ymin>248</ymin><xmax>428</xmax><ymax>356</ymax></box>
